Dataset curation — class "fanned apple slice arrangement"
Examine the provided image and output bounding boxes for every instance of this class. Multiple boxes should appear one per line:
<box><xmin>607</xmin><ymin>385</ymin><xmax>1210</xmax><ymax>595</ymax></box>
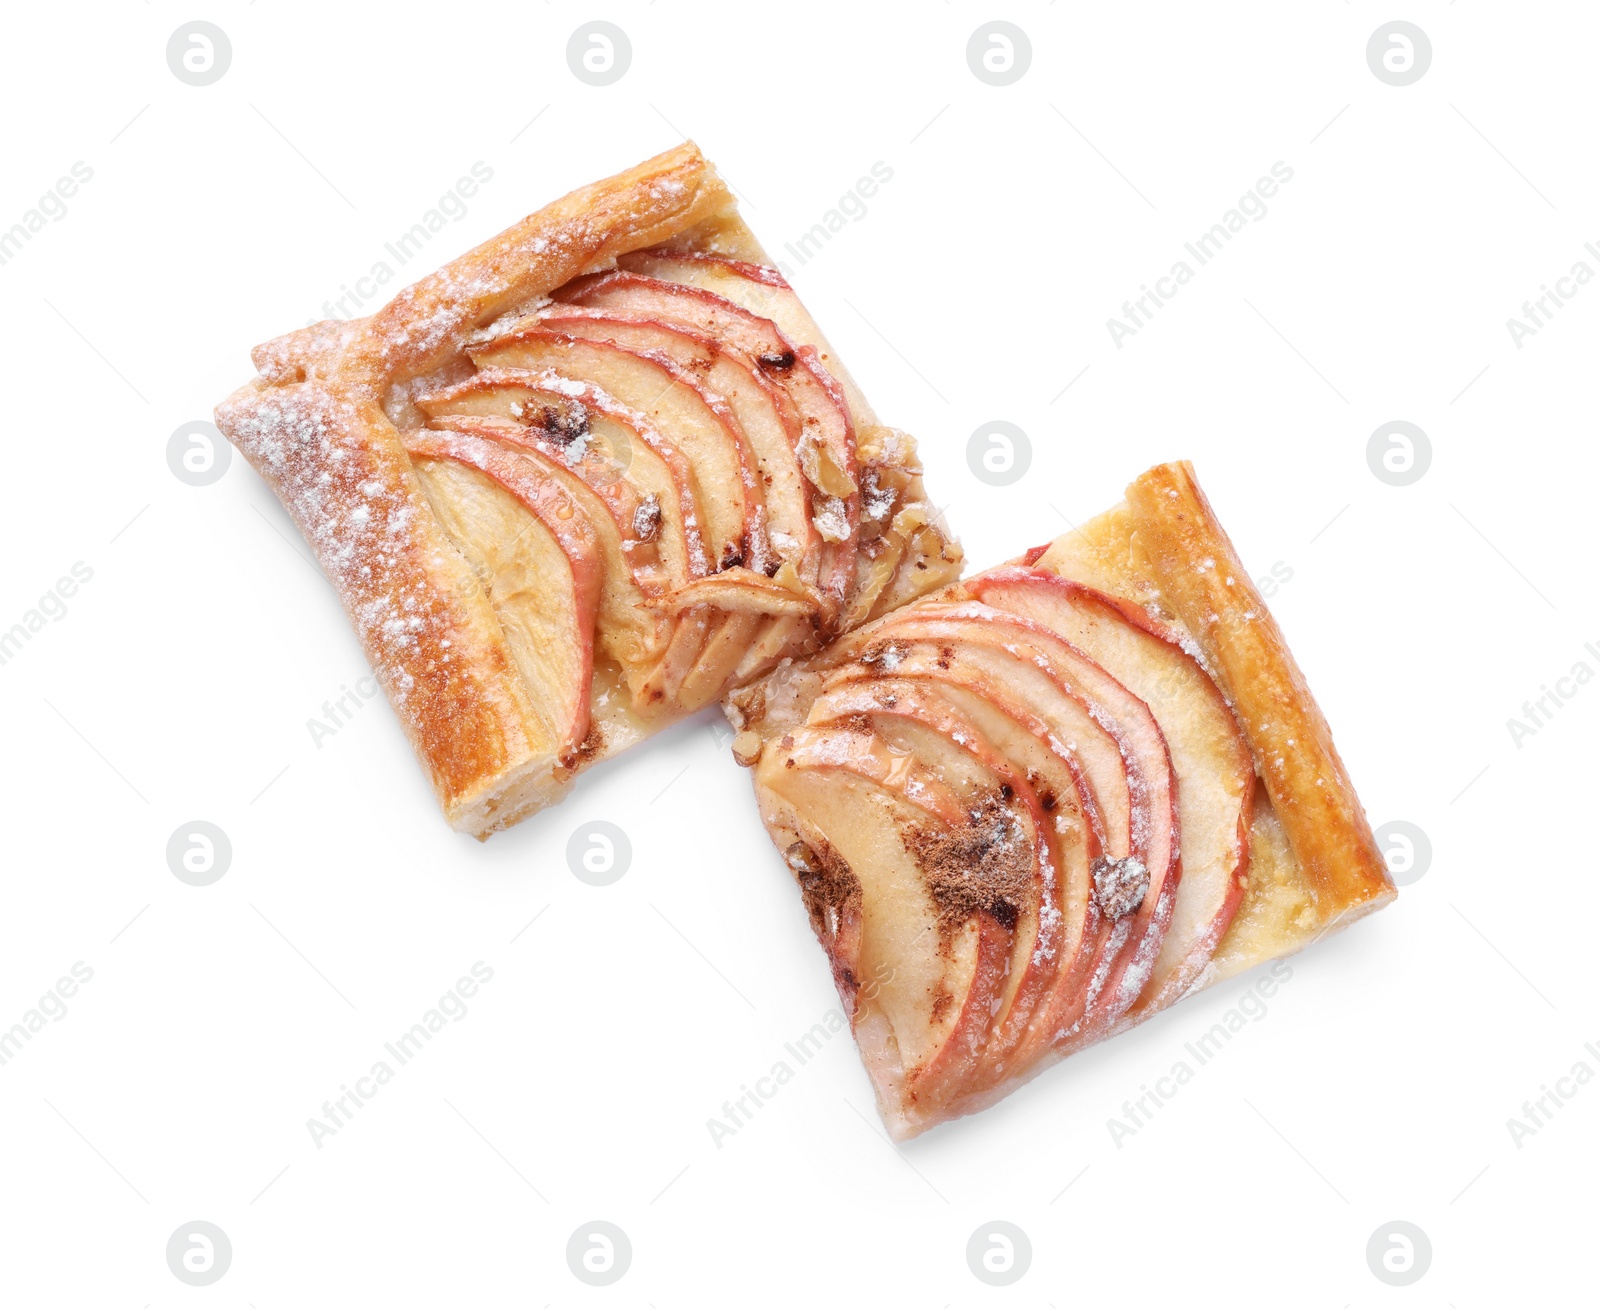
<box><xmin>407</xmin><ymin>249</ymin><xmax>958</xmax><ymax>746</ymax></box>
<box><xmin>726</xmin><ymin>461</ymin><xmax>1396</xmax><ymax>1138</ymax></box>
<box><xmin>216</xmin><ymin>146</ymin><xmax>1395</xmax><ymax>1142</ymax></box>
<box><xmin>216</xmin><ymin>144</ymin><xmax>961</xmax><ymax>834</ymax></box>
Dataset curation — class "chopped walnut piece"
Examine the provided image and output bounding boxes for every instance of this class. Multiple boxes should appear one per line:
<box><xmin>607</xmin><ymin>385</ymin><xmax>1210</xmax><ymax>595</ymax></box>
<box><xmin>769</xmin><ymin>559</ymin><xmax>806</xmax><ymax>592</ymax></box>
<box><xmin>812</xmin><ymin>495</ymin><xmax>850</xmax><ymax>543</ymax></box>
<box><xmin>799</xmin><ymin>435</ymin><xmax>857</xmax><ymax>498</ymax></box>
<box><xmin>522</xmin><ymin>397</ymin><xmax>588</xmax><ymax>444</ymax></box>
<box><xmin>912</xmin><ymin>523</ymin><xmax>947</xmax><ymax>560</ymax></box>
<box><xmin>632</xmin><ymin>494</ymin><xmax>662</xmax><ymax>542</ymax></box>
<box><xmin>731</xmin><ymin>730</ymin><xmax>763</xmax><ymax>767</ymax></box>
<box><xmin>857</xmin><ymin>425</ymin><xmax>921</xmax><ymax>473</ymax></box>
<box><xmin>890</xmin><ymin>503</ymin><xmax>928</xmax><ymax>539</ymax></box>
<box><xmin>1091</xmin><ymin>855</ymin><xmax>1149</xmax><ymax>918</ymax></box>
<box><xmin>861</xmin><ymin>468</ymin><xmax>899</xmax><ymax>522</ymax></box>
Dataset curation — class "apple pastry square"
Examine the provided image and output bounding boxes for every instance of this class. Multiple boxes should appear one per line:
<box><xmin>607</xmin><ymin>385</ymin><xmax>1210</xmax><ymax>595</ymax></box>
<box><xmin>725</xmin><ymin>461</ymin><xmax>1397</xmax><ymax>1139</ymax></box>
<box><xmin>215</xmin><ymin>144</ymin><xmax>961</xmax><ymax>836</ymax></box>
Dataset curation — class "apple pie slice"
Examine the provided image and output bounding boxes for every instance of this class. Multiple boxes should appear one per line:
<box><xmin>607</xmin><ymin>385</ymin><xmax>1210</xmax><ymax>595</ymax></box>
<box><xmin>215</xmin><ymin>144</ymin><xmax>960</xmax><ymax>835</ymax></box>
<box><xmin>725</xmin><ymin>461</ymin><xmax>1396</xmax><ymax>1138</ymax></box>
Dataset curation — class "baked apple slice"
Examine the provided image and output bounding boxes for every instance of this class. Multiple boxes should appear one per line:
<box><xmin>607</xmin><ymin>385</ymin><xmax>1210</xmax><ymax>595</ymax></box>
<box><xmin>728</xmin><ymin>461</ymin><xmax>1396</xmax><ymax>1137</ymax></box>
<box><xmin>557</xmin><ymin>271</ymin><xmax>857</xmax><ymax>503</ymax></box>
<box><xmin>535</xmin><ymin>307</ymin><xmax>821</xmax><ymax>583</ymax></box>
<box><xmin>819</xmin><ymin>603</ymin><xmax>1178</xmax><ymax>1066</ymax></box>
<box><xmin>832</xmin><ymin>595</ymin><xmax>1184</xmax><ymax>1043</ymax></box>
<box><xmin>416</xmin><ymin>368</ymin><xmax>710</xmax><ymax>583</ymax></box>
<box><xmin>404</xmin><ymin>430</ymin><xmax>601</xmax><ymax>759</ymax></box>
<box><xmin>554</xmin><ymin>272</ymin><xmax>861</xmax><ymax>615</ymax></box>
<box><xmin>616</xmin><ymin>249</ymin><xmax>876</xmax><ymax>426</ymax></box>
<box><xmin>468</xmin><ymin>327</ymin><xmax>763</xmax><ymax>574</ymax></box>
<box><xmin>968</xmin><ymin>569</ymin><xmax>1255</xmax><ymax>1017</ymax></box>
<box><xmin>757</xmin><ymin>728</ymin><xmax>1016</xmax><ymax>1114</ymax></box>
<box><xmin>420</xmin><ymin>413</ymin><xmax>671</xmax><ymax>692</ymax></box>
<box><xmin>805</xmin><ymin>674</ymin><xmax>1085</xmax><ymax>1103</ymax></box>
<box><xmin>813</xmin><ymin>641</ymin><xmax>1101</xmax><ymax>1092</ymax></box>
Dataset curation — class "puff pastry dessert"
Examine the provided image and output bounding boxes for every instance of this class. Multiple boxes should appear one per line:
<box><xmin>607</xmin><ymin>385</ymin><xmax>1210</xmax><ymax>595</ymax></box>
<box><xmin>215</xmin><ymin>144</ymin><xmax>960</xmax><ymax>835</ymax></box>
<box><xmin>725</xmin><ymin>462</ymin><xmax>1396</xmax><ymax>1138</ymax></box>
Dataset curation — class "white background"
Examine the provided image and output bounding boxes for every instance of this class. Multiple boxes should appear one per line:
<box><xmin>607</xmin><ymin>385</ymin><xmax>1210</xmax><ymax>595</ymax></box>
<box><xmin>1</xmin><ymin>2</ymin><xmax>1594</xmax><ymax>1304</ymax></box>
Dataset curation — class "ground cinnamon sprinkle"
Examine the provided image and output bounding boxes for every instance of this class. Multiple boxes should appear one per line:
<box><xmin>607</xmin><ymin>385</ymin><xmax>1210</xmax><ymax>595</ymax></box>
<box><xmin>786</xmin><ymin>840</ymin><xmax>864</xmax><ymax>1010</ymax></box>
<box><xmin>902</xmin><ymin>792</ymin><xmax>1033</xmax><ymax>935</ymax></box>
<box><xmin>558</xmin><ymin>722</ymin><xmax>604</xmax><ymax>771</ymax></box>
<box><xmin>786</xmin><ymin>840</ymin><xmax>862</xmax><ymax>943</ymax></box>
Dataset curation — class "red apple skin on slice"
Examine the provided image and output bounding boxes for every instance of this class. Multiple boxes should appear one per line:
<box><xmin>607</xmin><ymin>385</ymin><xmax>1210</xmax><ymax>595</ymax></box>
<box><xmin>821</xmin><ymin>614</ymin><xmax>1127</xmax><ymax>855</ymax></box>
<box><xmin>421</xmin><ymin>372</ymin><xmax>770</xmax><ymax>718</ymax></box>
<box><xmin>803</xmin><ymin>615</ymin><xmax>1123</xmax><ymax>1077</ymax></box>
<box><xmin>554</xmin><ymin>273</ymin><xmax>860</xmax><ymax>611</ymax></box>
<box><xmin>422</xmin><ymin>413</ymin><xmax>671</xmax><ymax>683</ymax></box>
<box><xmin>621</xmin><ymin>248</ymin><xmax>791</xmax><ymax>290</ymax></box>
<box><xmin>417</xmin><ymin>367</ymin><xmax>711</xmax><ymax>583</ymax></box>
<box><xmin>760</xmin><ymin>729</ymin><xmax>1012</xmax><ymax>1115</ymax></box>
<box><xmin>818</xmin><ymin>607</ymin><xmax>1142</xmax><ymax>866</ymax></box>
<box><xmin>556</xmin><ymin>271</ymin><xmax>857</xmax><ymax>497</ymax></box>
<box><xmin>815</xmin><ymin>644</ymin><xmax>1102</xmax><ymax>1091</ymax></box>
<box><xmin>618</xmin><ymin>249</ymin><xmax>877</xmax><ymax>430</ymax></box>
<box><xmin>836</xmin><ymin>602</ymin><xmax>1179</xmax><ymax>1058</ymax></box>
<box><xmin>468</xmin><ymin>328</ymin><xmax>765</xmax><ymax>574</ymax></box>
<box><xmin>969</xmin><ymin>568</ymin><xmax>1254</xmax><ymax>1020</ymax></box>
<box><xmin>776</xmin><ymin>725</ymin><xmax>967</xmax><ymax>826</ymax></box>
<box><xmin>913</xmin><ymin>603</ymin><xmax>1178</xmax><ymax>1048</ymax></box>
<box><xmin>420</xmin><ymin>406</ymin><xmax>737</xmax><ymax>721</ymax></box>
<box><xmin>805</xmin><ymin>675</ymin><xmax>1077</xmax><ymax>1101</ymax></box>
<box><xmin>535</xmin><ymin>306</ymin><xmax>820</xmax><ymax>583</ymax></box>
<box><xmin>403</xmin><ymin>430</ymin><xmax>601</xmax><ymax>759</ymax></box>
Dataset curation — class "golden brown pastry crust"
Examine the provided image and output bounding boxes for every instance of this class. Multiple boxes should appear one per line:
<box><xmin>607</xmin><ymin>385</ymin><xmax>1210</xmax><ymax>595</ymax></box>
<box><xmin>1035</xmin><ymin>461</ymin><xmax>1395</xmax><ymax>977</ymax></box>
<box><xmin>216</xmin><ymin>143</ymin><xmax>959</xmax><ymax>836</ymax></box>
<box><xmin>1121</xmin><ymin>462</ymin><xmax>1394</xmax><ymax>928</ymax></box>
